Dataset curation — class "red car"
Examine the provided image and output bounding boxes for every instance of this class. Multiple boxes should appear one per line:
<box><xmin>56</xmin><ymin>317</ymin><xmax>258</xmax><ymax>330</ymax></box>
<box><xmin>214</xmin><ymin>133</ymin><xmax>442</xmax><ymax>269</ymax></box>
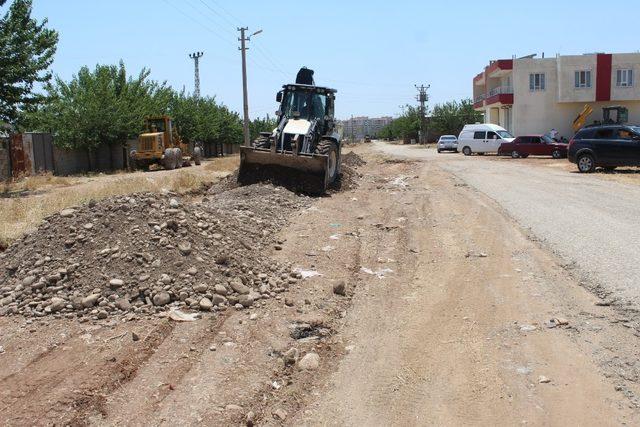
<box><xmin>498</xmin><ymin>135</ymin><xmax>568</xmax><ymax>159</ymax></box>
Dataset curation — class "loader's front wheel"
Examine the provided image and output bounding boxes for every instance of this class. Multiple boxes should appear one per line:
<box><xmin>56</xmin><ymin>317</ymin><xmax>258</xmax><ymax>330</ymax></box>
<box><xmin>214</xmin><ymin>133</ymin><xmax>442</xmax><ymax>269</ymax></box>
<box><xmin>163</xmin><ymin>149</ymin><xmax>176</xmax><ymax>170</ymax></box>
<box><xmin>315</xmin><ymin>140</ymin><xmax>339</xmax><ymax>184</ymax></box>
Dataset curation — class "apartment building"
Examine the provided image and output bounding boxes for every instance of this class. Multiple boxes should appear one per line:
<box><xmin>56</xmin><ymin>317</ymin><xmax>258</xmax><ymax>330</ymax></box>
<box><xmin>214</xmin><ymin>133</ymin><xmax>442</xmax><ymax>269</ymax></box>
<box><xmin>341</xmin><ymin>116</ymin><xmax>393</xmax><ymax>139</ymax></box>
<box><xmin>473</xmin><ymin>53</ymin><xmax>640</xmax><ymax>138</ymax></box>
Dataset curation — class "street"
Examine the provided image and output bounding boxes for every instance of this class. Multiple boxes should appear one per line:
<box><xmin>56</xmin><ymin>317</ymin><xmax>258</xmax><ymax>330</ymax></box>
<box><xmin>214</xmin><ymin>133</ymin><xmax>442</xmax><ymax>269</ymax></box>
<box><xmin>374</xmin><ymin>142</ymin><xmax>640</xmax><ymax>308</ymax></box>
<box><xmin>2</xmin><ymin>142</ymin><xmax>640</xmax><ymax>425</ymax></box>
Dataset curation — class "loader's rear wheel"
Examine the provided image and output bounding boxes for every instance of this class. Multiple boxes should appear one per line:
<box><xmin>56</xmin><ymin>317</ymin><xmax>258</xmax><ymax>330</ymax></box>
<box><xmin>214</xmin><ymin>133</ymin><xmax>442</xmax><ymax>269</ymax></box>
<box><xmin>315</xmin><ymin>140</ymin><xmax>339</xmax><ymax>184</ymax></box>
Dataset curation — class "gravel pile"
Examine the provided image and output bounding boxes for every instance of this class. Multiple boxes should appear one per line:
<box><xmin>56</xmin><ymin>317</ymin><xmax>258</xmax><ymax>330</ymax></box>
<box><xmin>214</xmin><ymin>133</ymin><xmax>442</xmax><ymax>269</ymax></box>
<box><xmin>0</xmin><ymin>184</ymin><xmax>311</xmax><ymax>320</ymax></box>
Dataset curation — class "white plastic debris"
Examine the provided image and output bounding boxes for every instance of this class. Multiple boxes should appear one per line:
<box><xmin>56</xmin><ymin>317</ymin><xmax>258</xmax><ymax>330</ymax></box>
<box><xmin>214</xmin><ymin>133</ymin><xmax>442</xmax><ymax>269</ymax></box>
<box><xmin>168</xmin><ymin>309</ymin><xmax>199</xmax><ymax>322</ymax></box>
<box><xmin>360</xmin><ymin>266</ymin><xmax>394</xmax><ymax>279</ymax></box>
<box><xmin>294</xmin><ymin>268</ymin><xmax>322</xmax><ymax>279</ymax></box>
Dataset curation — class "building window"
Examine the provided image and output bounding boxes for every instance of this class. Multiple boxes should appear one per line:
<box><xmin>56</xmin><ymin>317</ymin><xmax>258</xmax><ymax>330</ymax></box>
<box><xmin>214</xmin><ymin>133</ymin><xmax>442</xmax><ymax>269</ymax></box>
<box><xmin>616</xmin><ymin>69</ymin><xmax>633</xmax><ymax>87</ymax></box>
<box><xmin>529</xmin><ymin>73</ymin><xmax>545</xmax><ymax>91</ymax></box>
<box><xmin>575</xmin><ymin>70</ymin><xmax>591</xmax><ymax>88</ymax></box>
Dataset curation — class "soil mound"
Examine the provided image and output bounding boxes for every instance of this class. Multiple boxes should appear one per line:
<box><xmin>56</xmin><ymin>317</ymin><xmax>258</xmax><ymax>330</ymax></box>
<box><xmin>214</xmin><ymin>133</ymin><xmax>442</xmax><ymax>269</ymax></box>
<box><xmin>0</xmin><ymin>184</ymin><xmax>310</xmax><ymax>320</ymax></box>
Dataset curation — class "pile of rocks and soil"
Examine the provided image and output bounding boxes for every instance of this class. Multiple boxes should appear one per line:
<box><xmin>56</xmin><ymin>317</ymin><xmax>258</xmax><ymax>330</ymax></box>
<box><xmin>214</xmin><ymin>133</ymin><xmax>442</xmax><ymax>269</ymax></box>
<box><xmin>0</xmin><ymin>184</ymin><xmax>311</xmax><ymax>320</ymax></box>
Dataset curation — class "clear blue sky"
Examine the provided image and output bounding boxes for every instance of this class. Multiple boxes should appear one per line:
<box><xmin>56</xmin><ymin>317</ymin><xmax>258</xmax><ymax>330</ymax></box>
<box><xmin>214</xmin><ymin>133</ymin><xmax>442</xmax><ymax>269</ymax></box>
<box><xmin>15</xmin><ymin>0</ymin><xmax>640</xmax><ymax>120</ymax></box>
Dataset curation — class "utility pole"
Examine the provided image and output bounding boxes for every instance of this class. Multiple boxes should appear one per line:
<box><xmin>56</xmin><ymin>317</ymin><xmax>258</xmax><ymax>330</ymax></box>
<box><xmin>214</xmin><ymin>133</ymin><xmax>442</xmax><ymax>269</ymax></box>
<box><xmin>189</xmin><ymin>51</ymin><xmax>204</xmax><ymax>99</ymax></box>
<box><xmin>237</xmin><ymin>28</ymin><xmax>263</xmax><ymax>147</ymax></box>
<box><xmin>415</xmin><ymin>84</ymin><xmax>430</xmax><ymax>144</ymax></box>
<box><xmin>238</xmin><ymin>28</ymin><xmax>250</xmax><ymax>146</ymax></box>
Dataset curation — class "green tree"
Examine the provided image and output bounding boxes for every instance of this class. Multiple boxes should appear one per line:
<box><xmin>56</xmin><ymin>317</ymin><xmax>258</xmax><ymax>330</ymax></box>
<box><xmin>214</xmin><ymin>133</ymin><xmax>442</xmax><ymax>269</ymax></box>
<box><xmin>0</xmin><ymin>0</ymin><xmax>58</xmax><ymax>125</ymax></box>
<box><xmin>29</xmin><ymin>61</ymin><xmax>171</xmax><ymax>150</ymax></box>
<box><xmin>377</xmin><ymin>104</ymin><xmax>421</xmax><ymax>141</ymax></box>
<box><xmin>430</xmin><ymin>99</ymin><xmax>483</xmax><ymax>136</ymax></box>
<box><xmin>249</xmin><ymin>114</ymin><xmax>277</xmax><ymax>141</ymax></box>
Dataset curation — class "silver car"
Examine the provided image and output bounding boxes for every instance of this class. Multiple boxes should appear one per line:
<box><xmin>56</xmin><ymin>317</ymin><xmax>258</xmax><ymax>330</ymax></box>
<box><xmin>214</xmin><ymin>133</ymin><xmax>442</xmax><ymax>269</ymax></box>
<box><xmin>437</xmin><ymin>135</ymin><xmax>458</xmax><ymax>153</ymax></box>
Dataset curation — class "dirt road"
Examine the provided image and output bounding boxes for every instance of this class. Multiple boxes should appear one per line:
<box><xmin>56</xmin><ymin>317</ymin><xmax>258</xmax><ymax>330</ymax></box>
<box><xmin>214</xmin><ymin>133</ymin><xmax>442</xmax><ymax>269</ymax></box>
<box><xmin>374</xmin><ymin>142</ymin><xmax>640</xmax><ymax>309</ymax></box>
<box><xmin>1</xmin><ymin>144</ymin><xmax>640</xmax><ymax>425</ymax></box>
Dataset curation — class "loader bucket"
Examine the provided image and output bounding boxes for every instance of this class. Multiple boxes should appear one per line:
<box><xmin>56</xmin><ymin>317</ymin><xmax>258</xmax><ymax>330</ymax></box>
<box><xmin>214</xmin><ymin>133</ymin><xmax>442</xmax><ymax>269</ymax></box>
<box><xmin>237</xmin><ymin>146</ymin><xmax>330</xmax><ymax>195</ymax></box>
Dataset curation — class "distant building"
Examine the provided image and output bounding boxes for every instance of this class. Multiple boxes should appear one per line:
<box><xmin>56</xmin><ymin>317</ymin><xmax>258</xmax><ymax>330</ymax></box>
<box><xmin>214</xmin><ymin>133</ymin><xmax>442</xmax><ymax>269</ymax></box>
<box><xmin>340</xmin><ymin>116</ymin><xmax>393</xmax><ymax>139</ymax></box>
<box><xmin>473</xmin><ymin>52</ymin><xmax>640</xmax><ymax>137</ymax></box>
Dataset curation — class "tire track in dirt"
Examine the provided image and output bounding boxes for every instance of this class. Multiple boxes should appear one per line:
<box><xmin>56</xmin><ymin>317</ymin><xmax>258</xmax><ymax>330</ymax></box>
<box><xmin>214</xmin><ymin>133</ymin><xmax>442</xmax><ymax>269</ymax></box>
<box><xmin>0</xmin><ymin>321</ymin><xmax>174</xmax><ymax>426</ymax></box>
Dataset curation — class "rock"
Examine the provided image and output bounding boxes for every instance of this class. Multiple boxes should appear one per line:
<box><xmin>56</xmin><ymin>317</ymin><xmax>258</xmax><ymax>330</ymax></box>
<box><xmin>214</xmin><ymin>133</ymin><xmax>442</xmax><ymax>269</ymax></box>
<box><xmin>97</xmin><ymin>310</ymin><xmax>108</xmax><ymax>319</ymax></box>
<box><xmin>199</xmin><ymin>297</ymin><xmax>213</xmax><ymax>311</ymax></box>
<box><xmin>333</xmin><ymin>280</ymin><xmax>346</xmax><ymax>296</ymax></box>
<box><xmin>272</xmin><ymin>408</ymin><xmax>287</xmax><ymax>420</ymax></box>
<box><xmin>225</xmin><ymin>404</ymin><xmax>243</xmax><ymax>412</ymax></box>
<box><xmin>82</xmin><ymin>294</ymin><xmax>100</xmax><ymax>308</ymax></box>
<box><xmin>298</xmin><ymin>352</ymin><xmax>320</xmax><ymax>370</ymax></box>
<box><xmin>193</xmin><ymin>283</ymin><xmax>208</xmax><ymax>294</ymax></box>
<box><xmin>109</xmin><ymin>278</ymin><xmax>124</xmax><ymax>289</ymax></box>
<box><xmin>538</xmin><ymin>375</ymin><xmax>551</xmax><ymax>384</ymax></box>
<box><xmin>153</xmin><ymin>292</ymin><xmax>171</xmax><ymax>306</ymax></box>
<box><xmin>115</xmin><ymin>298</ymin><xmax>132</xmax><ymax>311</ymax></box>
<box><xmin>132</xmin><ymin>331</ymin><xmax>140</xmax><ymax>341</ymax></box>
<box><xmin>214</xmin><ymin>284</ymin><xmax>228</xmax><ymax>295</ymax></box>
<box><xmin>230</xmin><ymin>278</ymin><xmax>250</xmax><ymax>295</ymax></box>
<box><xmin>169</xmin><ymin>198</ymin><xmax>180</xmax><ymax>208</ymax></box>
<box><xmin>246</xmin><ymin>410</ymin><xmax>255</xmax><ymax>427</ymax></box>
<box><xmin>519</xmin><ymin>324</ymin><xmax>537</xmax><ymax>332</ymax></box>
<box><xmin>60</xmin><ymin>208</ymin><xmax>75</xmax><ymax>217</ymax></box>
<box><xmin>22</xmin><ymin>276</ymin><xmax>37</xmax><ymax>286</ymax></box>
<box><xmin>187</xmin><ymin>266</ymin><xmax>198</xmax><ymax>276</ymax></box>
<box><xmin>284</xmin><ymin>297</ymin><xmax>295</xmax><ymax>307</ymax></box>
<box><xmin>49</xmin><ymin>297</ymin><xmax>66</xmax><ymax>312</ymax></box>
<box><xmin>160</xmin><ymin>273</ymin><xmax>172</xmax><ymax>284</ymax></box>
<box><xmin>211</xmin><ymin>294</ymin><xmax>227</xmax><ymax>305</ymax></box>
<box><xmin>237</xmin><ymin>294</ymin><xmax>254</xmax><ymax>307</ymax></box>
<box><xmin>178</xmin><ymin>242</ymin><xmax>192</xmax><ymax>256</ymax></box>
<box><xmin>283</xmin><ymin>347</ymin><xmax>298</xmax><ymax>366</ymax></box>
<box><xmin>83</xmin><ymin>223</ymin><xmax>94</xmax><ymax>230</ymax></box>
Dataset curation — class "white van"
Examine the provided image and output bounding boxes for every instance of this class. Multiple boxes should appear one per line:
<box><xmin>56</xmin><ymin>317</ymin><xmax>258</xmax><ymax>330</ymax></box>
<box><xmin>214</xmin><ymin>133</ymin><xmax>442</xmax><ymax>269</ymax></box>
<box><xmin>457</xmin><ymin>124</ymin><xmax>515</xmax><ymax>155</ymax></box>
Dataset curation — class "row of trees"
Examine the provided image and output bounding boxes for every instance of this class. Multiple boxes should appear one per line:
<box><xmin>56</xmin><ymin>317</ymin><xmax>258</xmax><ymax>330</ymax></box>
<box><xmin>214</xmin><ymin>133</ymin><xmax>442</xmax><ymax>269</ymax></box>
<box><xmin>377</xmin><ymin>99</ymin><xmax>483</xmax><ymax>141</ymax></box>
<box><xmin>23</xmin><ymin>62</ymin><xmax>249</xmax><ymax>150</ymax></box>
<box><xmin>1</xmin><ymin>0</ymin><xmax>273</xmax><ymax>151</ymax></box>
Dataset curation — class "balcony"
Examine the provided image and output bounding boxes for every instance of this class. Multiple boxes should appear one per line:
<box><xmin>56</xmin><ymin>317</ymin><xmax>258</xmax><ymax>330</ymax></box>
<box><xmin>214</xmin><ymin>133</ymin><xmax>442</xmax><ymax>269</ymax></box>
<box><xmin>473</xmin><ymin>94</ymin><xmax>486</xmax><ymax>109</ymax></box>
<box><xmin>485</xmin><ymin>86</ymin><xmax>513</xmax><ymax>106</ymax></box>
<box><xmin>486</xmin><ymin>59</ymin><xmax>513</xmax><ymax>78</ymax></box>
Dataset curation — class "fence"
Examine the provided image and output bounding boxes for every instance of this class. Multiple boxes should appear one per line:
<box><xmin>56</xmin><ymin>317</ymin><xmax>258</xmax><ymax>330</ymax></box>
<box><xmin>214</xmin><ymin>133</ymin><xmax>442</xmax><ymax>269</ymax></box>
<box><xmin>1</xmin><ymin>133</ymin><xmax>240</xmax><ymax>180</ymax></box>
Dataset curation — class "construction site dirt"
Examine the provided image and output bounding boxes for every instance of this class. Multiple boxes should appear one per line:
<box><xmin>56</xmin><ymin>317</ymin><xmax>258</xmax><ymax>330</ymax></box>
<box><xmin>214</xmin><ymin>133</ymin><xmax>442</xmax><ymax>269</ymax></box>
<box><xmin>1</xmin><ymin>145</ymin><xmax>640</xmax><ymax>426</ymax></box>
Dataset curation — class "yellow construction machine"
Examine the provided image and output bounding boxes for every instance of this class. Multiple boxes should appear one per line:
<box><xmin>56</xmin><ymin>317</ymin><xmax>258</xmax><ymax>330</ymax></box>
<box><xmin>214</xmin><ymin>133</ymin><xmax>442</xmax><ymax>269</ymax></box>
<box><xmin>572</xmin><ymin>105</ymin><xmax>629</xmax><ymax>133</ymax></box>
<box><xmin>130</xmin><ymin>116</ymin><xmax>202</xmax><ymax>170</ymax></box>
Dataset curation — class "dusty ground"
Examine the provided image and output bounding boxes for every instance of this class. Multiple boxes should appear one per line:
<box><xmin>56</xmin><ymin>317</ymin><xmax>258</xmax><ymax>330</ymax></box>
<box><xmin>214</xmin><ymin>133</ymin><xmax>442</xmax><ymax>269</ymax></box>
<box><xmin>0</xmin><ymin>156</ymin><xmax>239</xmax><ymax>247</ymax></box>
<box><xmin>1</xmin><ymin>144</ymin><xmax>640</xmax><ymax>426</ymax></box>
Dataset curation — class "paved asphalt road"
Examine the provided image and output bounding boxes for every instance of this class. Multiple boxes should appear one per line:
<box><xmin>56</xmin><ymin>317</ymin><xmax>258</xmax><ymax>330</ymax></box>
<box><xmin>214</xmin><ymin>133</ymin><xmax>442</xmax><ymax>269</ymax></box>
<box><xmin>373</xmin><ymin>141</ymin><xmax>640</xmax><ymax>306</ymax></box>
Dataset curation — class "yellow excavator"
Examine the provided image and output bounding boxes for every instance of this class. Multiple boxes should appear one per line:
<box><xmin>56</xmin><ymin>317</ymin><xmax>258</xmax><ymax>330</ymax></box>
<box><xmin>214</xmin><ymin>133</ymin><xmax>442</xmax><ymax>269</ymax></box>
<box><xmin>130</xmin><ymin>116</ymin><xmax>202</xmax><ymax>170</ymax></box>
<box><xmin>572</xmin><ymin>105</ymin><xmax>629</xmax><ymax>133</ymax></box>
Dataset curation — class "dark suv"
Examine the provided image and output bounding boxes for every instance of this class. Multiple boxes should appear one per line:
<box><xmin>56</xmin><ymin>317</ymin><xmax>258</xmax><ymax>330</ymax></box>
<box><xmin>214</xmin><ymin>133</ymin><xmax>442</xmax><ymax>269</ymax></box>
<box><xmin>568</xmin><ymin>125</ymin><xmax>640</xmax><ymax>172</ymax></box>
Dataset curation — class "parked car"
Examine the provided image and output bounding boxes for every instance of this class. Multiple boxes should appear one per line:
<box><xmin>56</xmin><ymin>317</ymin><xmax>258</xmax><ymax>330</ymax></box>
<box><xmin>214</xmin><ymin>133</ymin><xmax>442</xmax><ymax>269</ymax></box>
<box><xmin>437</xmin><ymin>135</ymin><xmax>458</xmax><ymax>153</ymax></box>
<box><xmin>457</xmin><ymin>124</ymin><xmax>515</xmax><ymax>155</ymax></box>
<box><xmin>498</xmin><ymin>135</ymin><xmax>568</xmax><ymax>159</ymax></box>
<box><xmin>568</xmin><ymin>124</ymin><xmax>640</xmax><ymax>173</ymax></box>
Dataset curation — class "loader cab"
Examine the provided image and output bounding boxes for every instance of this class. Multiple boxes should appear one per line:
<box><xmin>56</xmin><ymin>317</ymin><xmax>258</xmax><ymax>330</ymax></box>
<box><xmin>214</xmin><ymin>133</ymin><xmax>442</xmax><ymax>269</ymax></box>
<box><xmin>278</xmin><ymin>85</ymin><xmax>336</xmax><ymax>133</ymax></box>
<box><xmin>145</xmin><ymin>116</ymin><xmax>176</xmax><ymax>146</ymax></box>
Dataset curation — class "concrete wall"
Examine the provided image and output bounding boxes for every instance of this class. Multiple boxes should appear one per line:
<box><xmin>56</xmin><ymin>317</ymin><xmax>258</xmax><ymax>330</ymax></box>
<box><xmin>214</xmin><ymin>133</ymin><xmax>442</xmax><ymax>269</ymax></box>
<box><xmin>557</xmin><ymin>54</ymin><xmax>597</xmax><ymax>103</ymax></box>
<box><xmin>513</xmin><ymin>58</ymin><xmax>560</xmax><ymax>135</ymax></box>
<box><xmin>611</xmin><ymin>53</ymin><xmax>640</xmax><ymax>101</ymax></box>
